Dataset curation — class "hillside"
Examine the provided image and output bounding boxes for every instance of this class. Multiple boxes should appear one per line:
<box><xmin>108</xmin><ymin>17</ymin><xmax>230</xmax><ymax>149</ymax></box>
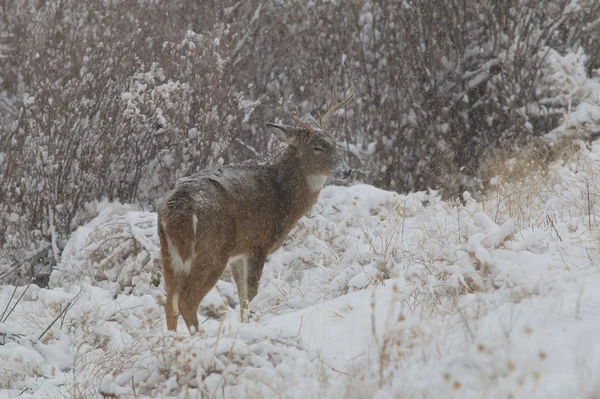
<box><xmin>3</xmin><ymin>137</ymin><xmax>600</xmax><ymax>398</ymax></box>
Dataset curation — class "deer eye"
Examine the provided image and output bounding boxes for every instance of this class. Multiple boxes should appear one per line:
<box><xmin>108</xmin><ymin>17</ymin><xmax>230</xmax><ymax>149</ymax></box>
<box><xmin>312</xmin><ymin>147</ymin><xmax>324</xmax><ymax>153</ymax></box>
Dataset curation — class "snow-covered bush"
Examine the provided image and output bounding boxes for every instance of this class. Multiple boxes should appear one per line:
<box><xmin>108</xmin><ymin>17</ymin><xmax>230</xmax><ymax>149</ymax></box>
<box><xmin>2</xmin><ymin>0</ymin><xmax>600</xmax><ymax>283</ymax></box>
<box><xmin>98</xmin><ymin>326</ymin><xmax>320</xmax><ymax>398</ymax></box>
<box><xmin>48</xmin><ymin>202</ymin><xmax>162</xmax><ymax>297</ymax></box>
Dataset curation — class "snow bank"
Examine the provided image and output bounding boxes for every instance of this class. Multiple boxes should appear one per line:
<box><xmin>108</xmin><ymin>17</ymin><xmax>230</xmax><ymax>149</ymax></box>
<box><xmin>4</xmin><ymin>140</ymin><xmax>600</xmax><ymax>397</ymax></box>
<box><xmin>49</xmin><ymin>201</ymin><xmax>162</xmax><ymax>297</ymax></box>
<box><xmin>540</xmin><ymin>47</ymin><xmax>600</xmax><ymax>142</ymax></box>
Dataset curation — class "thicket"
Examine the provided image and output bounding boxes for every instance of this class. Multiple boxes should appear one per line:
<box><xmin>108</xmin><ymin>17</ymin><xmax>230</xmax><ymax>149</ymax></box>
<box><xmin>1</xmin><ymin>0</ymin><xmax>599</xmax><ymax>283</ymax></box>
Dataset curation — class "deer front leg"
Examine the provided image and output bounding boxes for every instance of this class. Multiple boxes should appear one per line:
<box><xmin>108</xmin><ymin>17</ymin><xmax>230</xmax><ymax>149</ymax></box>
<box><xmin>245</xmin><ymin>258</ymin><xmax>265</xmax><ymax>311</ymax></box>
<box><xmin>230</xmin><ymin>257</ymin><xmax>248</xmax><ymax>320</ymax></box>
<box><xmin>231</xmin><ymin>254</ymin><xmax>266</xmax><ymax>322</ymax></box>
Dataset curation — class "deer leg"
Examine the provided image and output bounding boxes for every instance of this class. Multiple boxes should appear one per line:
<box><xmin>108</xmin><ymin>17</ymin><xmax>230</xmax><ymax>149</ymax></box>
<box><xmin>160</xmin><ymin>235</ymin><xmax>180</xmax><ymax>332</ymax></box>
<box><xmin>246</xmin><ymin>256</ymin><xmax>266</xmax><ymax>309</ymax></box>
<box><xmin>179</xmin><ymin>258</ymin><xmax>227</xmax><ymax>334</ymax></box>
<box><xmin>230</xmin><ymin>256</ymin><xmax>249</xmax><ymax>321</ymax></box>
<box><xmin>178</xmin><ymin>295</ymin><xmax>201</xmax><ymax>334</ymax></box>
<box><xmin>165</xmin><ymin>292</ymin><xmax>179</xmax><ymax>332</ymax></box>
<box><xmin>231</xmin><ymin>254</ymin><xmax>266</xmax><ymax>322</ymax></box>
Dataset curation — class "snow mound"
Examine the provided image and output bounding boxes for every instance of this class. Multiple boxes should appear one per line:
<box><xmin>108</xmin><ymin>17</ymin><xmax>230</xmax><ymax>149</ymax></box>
<box><xmin>99</xmin><ymin>318</ymin><xmax>323</xmax><ymax>399</ymax></box>
<box><xmin>0</xmin><ymin>283</ymin><xmax>329</xmax><ymax>398</ymax></box>
<box><xmin>6</xmin><ymin>140</ymin><xmax>600</xmax><ymax>397</ymax></box>
<box><xmin>47</xmin><ymin>183</ymin><xmax>499</xmax><ymax>325</ymax></box>
<box><xmin>49</xmin><ymin>202</ymin><xmax>162</xmax><ymax>297</ymax></box>
<box><xmin>540</xmin><ymin>47</ymin><xmax>600</xmax><ymax>142</ymax></box>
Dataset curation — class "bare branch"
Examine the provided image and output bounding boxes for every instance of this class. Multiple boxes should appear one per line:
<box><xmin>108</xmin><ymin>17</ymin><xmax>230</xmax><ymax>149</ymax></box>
<box><xmin>38</xmin><ymin>288</ymin><xmax>82</xmax><ymax>341</ymax></box>
<box><xmin>1</xmin><ymin>277</ymin><xmax>36</xmax><ymax>323</ymax></box>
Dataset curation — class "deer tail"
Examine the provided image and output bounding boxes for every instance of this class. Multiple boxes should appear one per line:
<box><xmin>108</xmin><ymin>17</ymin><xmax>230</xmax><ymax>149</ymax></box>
<box><xmin>158</xmin><ymin>211</ymin><xmax>198</xmax><ymax>317</ymax></box>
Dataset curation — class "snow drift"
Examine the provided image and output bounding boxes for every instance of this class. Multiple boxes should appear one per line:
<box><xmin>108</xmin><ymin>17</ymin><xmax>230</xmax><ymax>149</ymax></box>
<box><xmin>4</xmin><ymin>140</ymin><xmax>600</xmax><ymax>397</ymax></box>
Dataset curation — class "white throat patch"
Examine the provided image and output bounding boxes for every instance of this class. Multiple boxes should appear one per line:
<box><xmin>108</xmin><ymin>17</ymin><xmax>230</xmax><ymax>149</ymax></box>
<box><xmin>307</xmin><ymin>175</ymin><xmax>327</xmax><ymax>192</ymax></box>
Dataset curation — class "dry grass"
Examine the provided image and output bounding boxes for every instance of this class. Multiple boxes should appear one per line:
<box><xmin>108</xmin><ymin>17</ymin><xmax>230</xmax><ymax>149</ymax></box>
<box><xmin>351</xmin><ymin>193</ymin><xmax>406</xmax><ymax>285</ymax></box>
<box><xmin>478</xmin><ymin>136</ymin><xmax>583</xmax><ymax>227</ymax></box>
<box><xmin>67</xmin><ymin>306</ymin><xmax>161</xmax><ymax>398</ymax></box>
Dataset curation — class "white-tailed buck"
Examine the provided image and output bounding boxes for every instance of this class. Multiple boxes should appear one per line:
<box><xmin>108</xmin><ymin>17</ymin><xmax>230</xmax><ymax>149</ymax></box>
<box><xmin>158</xmin><ymin>84</ymin><xmax>354</xmax><ymax>333</ymax></box>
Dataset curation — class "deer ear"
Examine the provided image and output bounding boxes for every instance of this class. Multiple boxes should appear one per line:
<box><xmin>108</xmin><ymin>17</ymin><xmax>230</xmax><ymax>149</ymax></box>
<box><xmin>266</xmin><ymin>123</ymin><xmax>300</xmax><ymax>146</ymax></box>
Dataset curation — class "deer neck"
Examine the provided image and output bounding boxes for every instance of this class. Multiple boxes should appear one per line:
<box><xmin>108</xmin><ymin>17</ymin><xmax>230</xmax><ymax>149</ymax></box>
<box><xmin>272</xmin><ymin>147</ymin><xmax>324</xmax><ymax>206</ymax></box>
<box><xmin>306</xmin><ymin>175</ymin><xmax>327</xmax><ymax>192</ymax></box>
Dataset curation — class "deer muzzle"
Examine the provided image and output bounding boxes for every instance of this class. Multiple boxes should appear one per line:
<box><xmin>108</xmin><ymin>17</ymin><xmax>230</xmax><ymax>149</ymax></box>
<box><xmin>334</xmin><ymin>162</ymin><xmax>352</xmax><ymax>179</ymax></box>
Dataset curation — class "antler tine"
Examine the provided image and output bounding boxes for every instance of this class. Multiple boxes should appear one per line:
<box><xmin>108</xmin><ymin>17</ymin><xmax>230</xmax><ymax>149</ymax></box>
<box><xmin>319</xmin><ymin>78</ymin><xmax>355</xmax><ymax>130</ymax></box>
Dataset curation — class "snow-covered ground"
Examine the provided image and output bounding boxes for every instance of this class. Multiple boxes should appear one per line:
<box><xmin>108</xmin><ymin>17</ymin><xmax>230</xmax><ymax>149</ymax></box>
<box><xmin>4</xmin><ymin>138</ymin><xmax>600</xmax><ymax>398</ymax></box>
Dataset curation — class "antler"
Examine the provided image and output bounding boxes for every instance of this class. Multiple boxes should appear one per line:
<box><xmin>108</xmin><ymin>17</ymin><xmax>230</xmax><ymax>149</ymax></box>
<box><xmin>318</xmin><ymin>78</ymin><xmax>355</xmax><ymax>130</ymax></box>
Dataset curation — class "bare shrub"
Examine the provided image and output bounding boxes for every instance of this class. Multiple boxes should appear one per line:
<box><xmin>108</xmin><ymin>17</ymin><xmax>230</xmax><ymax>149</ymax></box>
<box><xmin>1</xmin><ymin>0</ymin><xmax>599</xmax><ymax>281</ymax></box>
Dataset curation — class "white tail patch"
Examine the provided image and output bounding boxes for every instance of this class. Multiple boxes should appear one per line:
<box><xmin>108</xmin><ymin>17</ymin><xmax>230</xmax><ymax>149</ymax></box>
<box><xmin>307</xmin><ymin>175</ymin><xmax>327</xmax><ymax>192</ymax></box>
<box><xmin>162</xmin><ymin>219</ymin><xmax>195</xmax><ymax>275</ymax></box>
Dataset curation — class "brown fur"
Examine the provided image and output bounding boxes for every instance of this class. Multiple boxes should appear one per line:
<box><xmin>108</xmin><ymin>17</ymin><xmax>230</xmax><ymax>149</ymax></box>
<box><xmin>158</xmin><ymin>124</ymin><xmax>352</xmax><ymax>333</ymax></box>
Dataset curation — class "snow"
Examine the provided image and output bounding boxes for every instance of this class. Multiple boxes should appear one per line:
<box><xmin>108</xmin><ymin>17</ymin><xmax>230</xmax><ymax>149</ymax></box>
<box><xmin>5</xmin><ymin>140</ymin><xmax>600</xmax><ymax>397</ymax></box>
<box><xmin>541</xmin><ymin>47</ymin><xmax>600</xmax><ymax>142</ymax></box>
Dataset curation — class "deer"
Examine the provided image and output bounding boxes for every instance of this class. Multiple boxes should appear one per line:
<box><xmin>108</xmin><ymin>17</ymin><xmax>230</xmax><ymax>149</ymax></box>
<box><xmin>158</xmin><ymin>83</ymin><xmax>355</xmax><ymax>333</ymax></box>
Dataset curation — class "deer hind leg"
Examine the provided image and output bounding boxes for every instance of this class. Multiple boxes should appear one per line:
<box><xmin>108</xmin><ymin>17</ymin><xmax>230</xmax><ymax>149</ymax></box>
<box><xmin>163</xmin><ymin>265</ymin><xmax>183</xmax><ymax>332</ymax></box>
<box><xmin>178</xmin><ymin>294</ymin><xmax>200</xmax><ymax>334</ymax></box>
<box><xmin>165</xmin><ymin>291</ymin><xmax>179</xmax><ymax>331</ymax></box>
<box><xmin>179</xmin><ymin>256</ymin><xmax>227</xmax><ymax>334</ymax></box>
<box><xmin>160</xmin><ymin>229</ymin><xmax>180</xmax><ymax>332</ymax></box>
<box><xmin>231</xmin><ymin>254</ymin><xmax>266</xmax><ymax>322</ymax></box>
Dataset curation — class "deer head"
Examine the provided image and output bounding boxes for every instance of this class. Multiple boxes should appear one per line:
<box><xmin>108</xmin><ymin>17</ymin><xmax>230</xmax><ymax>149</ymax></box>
<box><xmin>266</xmin><ymin>82</ymin><xmax>355</xmax><ymax>182</ymax></box>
